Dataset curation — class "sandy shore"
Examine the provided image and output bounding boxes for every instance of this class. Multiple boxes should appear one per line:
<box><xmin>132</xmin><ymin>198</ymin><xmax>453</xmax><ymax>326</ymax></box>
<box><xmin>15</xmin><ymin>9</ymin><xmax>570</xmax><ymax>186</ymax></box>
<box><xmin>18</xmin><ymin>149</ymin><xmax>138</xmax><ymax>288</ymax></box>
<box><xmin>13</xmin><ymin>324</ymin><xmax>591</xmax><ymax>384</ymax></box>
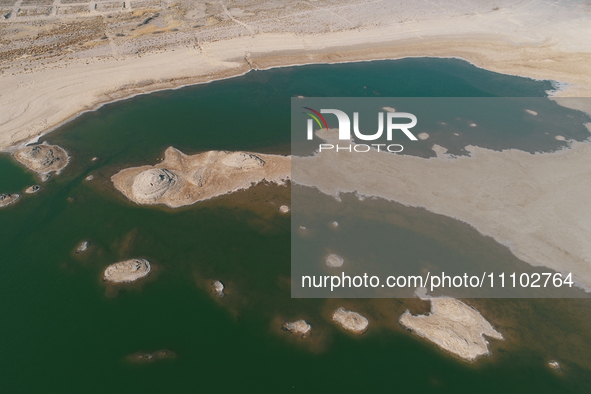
<box><xmin>1</xmin><ymin>0</ymin><xmax>591</xmax><ymax>150</ymax></box>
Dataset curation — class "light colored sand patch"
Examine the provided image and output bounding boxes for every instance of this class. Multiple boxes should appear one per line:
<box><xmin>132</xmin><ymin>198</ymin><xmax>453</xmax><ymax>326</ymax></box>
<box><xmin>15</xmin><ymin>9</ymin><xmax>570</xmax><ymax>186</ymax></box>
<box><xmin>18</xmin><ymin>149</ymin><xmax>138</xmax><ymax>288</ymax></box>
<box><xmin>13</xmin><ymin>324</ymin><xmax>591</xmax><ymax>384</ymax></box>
<box><xmin>111</xmin><ymin>147</ymin><xmax>290</xmax><ymax>208</ymax></box>
<box><xmin>399</xmin><ymin>298</ymin><xmax>503</xmax><ymax>361</ymax></box>
<box><xmin>525</xmin><ymin>109</ymin><xmax>538</xmax><ymax>115</ymax></box>
<box><xmin>279</xmin><ymin>205</ymin><xmax>290</xmax><ymax>213</ymax></box>
<box><xmin>418</xmin><ymin>132</ymin><xmax>429</xmax><ymax>140</ymax></box>
<box><xmin>75</xmin><ymin>240</ymin><xmax>90</xmax><ymax>253</ymax></box>
<box><xmin>555</xmin><ymin>135</ymin><xmax>566</xmax><ymax>141</ymax></box>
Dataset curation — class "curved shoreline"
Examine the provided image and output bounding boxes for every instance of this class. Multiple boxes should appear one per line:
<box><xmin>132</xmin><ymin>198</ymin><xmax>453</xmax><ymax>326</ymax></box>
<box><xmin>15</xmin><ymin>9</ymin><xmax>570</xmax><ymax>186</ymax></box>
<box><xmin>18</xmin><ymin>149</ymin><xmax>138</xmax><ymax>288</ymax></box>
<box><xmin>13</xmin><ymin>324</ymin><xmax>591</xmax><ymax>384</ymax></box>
<box><xmin>2</xmin><ymin>16</ymin><xmax>591</xmax><ymax>151</ymax></box>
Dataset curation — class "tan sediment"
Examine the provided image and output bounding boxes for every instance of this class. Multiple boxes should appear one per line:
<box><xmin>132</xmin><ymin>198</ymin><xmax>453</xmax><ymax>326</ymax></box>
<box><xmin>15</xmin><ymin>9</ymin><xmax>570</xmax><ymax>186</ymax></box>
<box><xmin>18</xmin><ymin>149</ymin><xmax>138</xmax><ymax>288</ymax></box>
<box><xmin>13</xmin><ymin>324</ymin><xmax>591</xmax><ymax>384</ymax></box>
<box><xmin>294</xmin><ymin>129</ymin><xmax>591</xmax><ymax>291</ymax></box>
<box><xmin>111</xmin><ymin>147</ymin><xmax>290</xmax><ymax>208</ymax></box>
<box><xmin>332</xmin><ymin>307</ymin><xmax>369</xmax><ymax>334</ymax></box>
<box><xmin>0</xmin><ymin>193</ymin><xmax>20</xmax><ymax>208</ymax></box>
<box><xmin>13</xmin><ymin>144</ymin><xmax>69</xmax><ymax>175</ymax></box>
<box><xmin>1</xmin><ymin>0</ymin><xmax>591</xmax><ymax>150</ymax></box>
<box><xmin>399</xmin><ymin>298</ymin><xmax>503</xmax><ymax>362</ymax></box>
<box><xmin>103</xmin><ymin>258</ymin><xmax>151</xmax><ymax>283</ymax></box>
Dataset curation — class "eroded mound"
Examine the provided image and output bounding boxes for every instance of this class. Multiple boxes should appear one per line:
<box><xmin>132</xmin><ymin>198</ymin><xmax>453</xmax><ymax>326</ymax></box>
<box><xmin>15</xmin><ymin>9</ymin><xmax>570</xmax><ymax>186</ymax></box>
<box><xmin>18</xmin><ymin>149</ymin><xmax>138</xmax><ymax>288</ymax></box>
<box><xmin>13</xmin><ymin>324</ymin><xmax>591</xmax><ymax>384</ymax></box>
<box><xmin>13</xmin><ymin>144</ymin><xmax>69</xmax><ymax>175</ymax></box>
<box><xmin>222</xmin><ymin>152</ymin><xmax>265</xmax><ymax>169</ymax></box>
<box><xmin>103</xmin><ymin>259</ymin><xmax>151</xmax><ymax>283</ymax></box>
<box><xmin>131</xmin><ymin>168</ymin><xmax>179</xmax><ymax>203</ymax></box>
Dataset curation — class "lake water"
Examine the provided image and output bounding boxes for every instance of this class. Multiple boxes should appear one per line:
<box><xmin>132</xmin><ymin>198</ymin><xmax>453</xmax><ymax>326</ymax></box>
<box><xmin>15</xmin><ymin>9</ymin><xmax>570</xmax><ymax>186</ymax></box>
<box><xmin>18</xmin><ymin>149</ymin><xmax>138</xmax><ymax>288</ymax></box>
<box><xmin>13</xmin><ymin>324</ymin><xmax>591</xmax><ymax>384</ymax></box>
<box><xmin>1</xmin><ymin>58</ymin><xmax>590</xmax><ymax>393</ymax></box>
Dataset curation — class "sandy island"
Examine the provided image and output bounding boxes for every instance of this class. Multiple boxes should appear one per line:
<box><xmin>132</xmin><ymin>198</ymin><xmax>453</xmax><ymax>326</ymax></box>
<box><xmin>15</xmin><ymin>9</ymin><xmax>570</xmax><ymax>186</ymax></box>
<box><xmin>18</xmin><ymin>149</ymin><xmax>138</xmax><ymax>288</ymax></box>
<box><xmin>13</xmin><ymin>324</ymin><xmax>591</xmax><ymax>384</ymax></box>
<box><xmin>0</xmin><ymin>194</ymin><xmax>20</xmax><ymax>208</ymax></box>
<box><xmin>103</xmin><ymin>259</ymin><xmax>151</xmax><ymax>283</ymax></box>
<box><xmin>399</xmin><ymin>297</ymin><xmax>503</xmax><ymax>361</ymax></box>
<box><xmin>111</xmin><ymin>147</ymin><xmax>290</xmax><ymax>208</ymax></box>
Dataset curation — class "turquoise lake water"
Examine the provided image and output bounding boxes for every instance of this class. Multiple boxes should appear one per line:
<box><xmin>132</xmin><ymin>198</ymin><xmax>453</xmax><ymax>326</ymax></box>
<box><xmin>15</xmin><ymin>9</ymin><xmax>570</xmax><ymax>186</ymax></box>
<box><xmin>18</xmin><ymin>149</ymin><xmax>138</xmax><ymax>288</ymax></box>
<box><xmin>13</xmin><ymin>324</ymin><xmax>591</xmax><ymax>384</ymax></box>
<box><xmin>1</xmin><ymin>58</ymin><xmax>590</xmax><ymax>393</ymax></box>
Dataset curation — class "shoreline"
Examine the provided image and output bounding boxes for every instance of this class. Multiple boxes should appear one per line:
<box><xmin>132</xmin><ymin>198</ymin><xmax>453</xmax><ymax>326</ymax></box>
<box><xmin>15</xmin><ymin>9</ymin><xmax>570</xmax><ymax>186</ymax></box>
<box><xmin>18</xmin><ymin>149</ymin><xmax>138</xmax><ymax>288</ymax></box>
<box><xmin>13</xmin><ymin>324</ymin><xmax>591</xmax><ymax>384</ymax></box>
<box><xmin>2</xmin><ymin>26</ymin><xmax>591</xmax><ymax>151</ymax></box>
<box><xmin>0</xmin><ymin>52</ymin><xmax>551</xmax><ymax>153</ymax></box>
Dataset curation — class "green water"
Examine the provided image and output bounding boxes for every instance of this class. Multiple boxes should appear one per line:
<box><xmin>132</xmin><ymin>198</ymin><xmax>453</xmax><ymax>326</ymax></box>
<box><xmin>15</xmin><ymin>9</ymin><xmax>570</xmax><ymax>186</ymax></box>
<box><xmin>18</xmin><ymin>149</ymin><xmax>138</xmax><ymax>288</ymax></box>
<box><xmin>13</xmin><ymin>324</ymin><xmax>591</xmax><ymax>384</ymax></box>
<box><xmin>1</xmin><ymin>58</ymin><xmax>590</xmax><ymax>393</ymax></box>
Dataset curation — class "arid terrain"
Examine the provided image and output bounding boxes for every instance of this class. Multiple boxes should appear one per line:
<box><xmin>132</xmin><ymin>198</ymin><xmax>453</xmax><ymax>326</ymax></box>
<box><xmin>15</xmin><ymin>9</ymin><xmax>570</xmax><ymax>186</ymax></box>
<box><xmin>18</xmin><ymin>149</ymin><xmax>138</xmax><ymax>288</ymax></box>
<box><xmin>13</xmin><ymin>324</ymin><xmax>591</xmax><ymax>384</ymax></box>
<box><xmin>1</xmin><ymin>0</ymin><xmax>591</xmax><ymax>150</ymax></box>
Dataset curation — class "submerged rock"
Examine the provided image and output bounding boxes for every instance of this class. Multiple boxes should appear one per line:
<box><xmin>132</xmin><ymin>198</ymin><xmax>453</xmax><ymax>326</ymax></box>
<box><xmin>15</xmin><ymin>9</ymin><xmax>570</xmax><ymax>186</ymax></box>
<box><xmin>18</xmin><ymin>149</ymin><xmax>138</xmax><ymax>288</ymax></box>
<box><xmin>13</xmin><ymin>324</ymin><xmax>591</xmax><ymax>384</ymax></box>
<box><xmin>399</xmin><ymin>298</ymin><xmax>503</xmax><ymax>362</ymax></box>
<box><xmin>0</xmin><ymin>194</ymin><xmax>20</xmax><ymax>208</ymax></box>
<box><xmin>212</xmin><ymin>280</ymin><xmax>225</xmax><ymax>298</ymax></box>
<box><xmin>85</xmin><ymin>175</ymin><xmax>94</xmax><ymax>181</ymax></box>
<box><xmin>103</xmin><ymin>259</ymin><xmax>151</xmax><ymax>283</ymax></box>
<box><xmin>548</xmin><ymin>360</ymin><xmax>561</xmax><ymax>371</ymax></box>
<box><xmin>75</xmin><ymin>241</ymin><xmax>90</xmax><ymax>254</ymax></box>
<box><xmin>332</xmin><ymin>307</ymin><xmax>369</xmax><ymax>334</ymax></box>
<box><xmin>25</xmin><ymin>185</ymin><xmax>41</xmax><ymax>194</ymax></box>
<box><xmin>279</xmin><ymin>205</ymin><xmax>290</xmax><ymax>213</ymax></box>
<box><xmin>126</xmin><ymin>349</ymin><xmax>176</xmax><ymax>364</ymax></box>
<box><xmin>326</xmin><ymin>254</ymin><xmax>344</xmax><ymax>268</ymax></box>
<box><xmin>13</xmin><ymin>144</ymin><xmax>69</xmax><ymax>175</ymax></box>
<box><xmin>283</xmin><ymin>320</ymin><xmax>311</xmax><ymax>338</ymax></box>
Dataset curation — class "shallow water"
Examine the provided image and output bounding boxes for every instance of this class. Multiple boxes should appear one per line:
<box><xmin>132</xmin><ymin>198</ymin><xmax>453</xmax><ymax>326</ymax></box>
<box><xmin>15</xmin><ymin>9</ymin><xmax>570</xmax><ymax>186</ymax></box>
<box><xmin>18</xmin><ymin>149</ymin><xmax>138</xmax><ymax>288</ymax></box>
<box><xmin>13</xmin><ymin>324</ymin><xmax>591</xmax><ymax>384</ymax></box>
<box><xmin>1</xmin><ymin>58</ymin><xmax>590</xmax><ymax>393</ymax></box>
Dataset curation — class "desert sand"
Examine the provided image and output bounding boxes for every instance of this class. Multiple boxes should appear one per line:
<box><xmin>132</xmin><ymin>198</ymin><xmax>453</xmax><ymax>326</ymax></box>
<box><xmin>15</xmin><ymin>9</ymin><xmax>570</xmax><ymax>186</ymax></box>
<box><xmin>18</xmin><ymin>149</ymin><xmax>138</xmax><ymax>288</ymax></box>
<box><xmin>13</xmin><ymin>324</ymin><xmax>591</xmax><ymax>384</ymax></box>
<box><xmin>332</xmin><ymin>307</ymin><xmax>369</xmax><ymax>334</ymax></box>
<box><xmin>399</xmin><ymin>297</ymin><xmax>503</xmax><ymax>361</ymax></box>
<box><xmin>1</xmin><ymin>0</ymin><xmax>591</xmax><ymax>150</ymax></box>
<box><xmin>294</xmin><ymin>128</ymin><xmax>591</xmax><ymax>291</ymax></box>
<box><xmin>111</xmin><ymin>147</ymin><xmax>290</xmax><ymax>208</ymax></box>
<box><xmin>103</xmin><ymin>258</ymin><xmax>151</xmax><ymax>283</ymax></box>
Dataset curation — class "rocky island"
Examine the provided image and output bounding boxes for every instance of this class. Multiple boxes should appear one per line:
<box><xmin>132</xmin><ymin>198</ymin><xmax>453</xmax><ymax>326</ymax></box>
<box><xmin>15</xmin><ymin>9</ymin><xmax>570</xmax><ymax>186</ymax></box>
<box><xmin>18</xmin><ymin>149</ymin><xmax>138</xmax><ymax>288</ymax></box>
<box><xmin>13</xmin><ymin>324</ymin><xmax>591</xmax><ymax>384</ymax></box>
<box><xmin>399</xmin><ymin>298</ymin><xmax>503</xmax><ymax>361</ymax></box>
<box><xmin>282</xmin><ymin>320</ymin><xmax>312</xmax><ymax>338</ymax></box>
<box><xmin>0</xmin><ymin>194</ymin><xmax>20</xmax><ymax>208</ymax></box>
<box><xmin>103</xmin><ymin>259</ymin><xmax>151</xmax><ymax>284</ymax></box>
<box><xmin>332</xmin><ymin>308</ymin><xmax>369</xmax><ymax>334</ymax></box>
<box><xmin>111</xmin><ymin>148</ymin><xmax>290</xmax><ymax>208</ymax></box>
<box><xmin>13</xmin><ymin>144</ymin><xmax>69</xmax><ymax>177</ymax></box>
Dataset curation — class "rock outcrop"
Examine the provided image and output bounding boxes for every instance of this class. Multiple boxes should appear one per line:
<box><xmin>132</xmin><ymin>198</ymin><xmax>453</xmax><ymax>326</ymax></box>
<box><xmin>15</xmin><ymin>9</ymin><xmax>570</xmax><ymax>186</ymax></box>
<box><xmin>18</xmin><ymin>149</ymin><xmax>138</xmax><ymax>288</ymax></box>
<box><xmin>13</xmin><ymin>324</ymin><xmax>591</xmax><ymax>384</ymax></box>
<box><xmin>399</xmin><ymin>298</ymin><xmax>503</xmax><ymax>361</ymax></box>
<box><xmin>103</xmin><ymin>258</ymin><xmax>151</xmax><ymax>283</ymax></box>
<box><xmin>283</xmin><ymin>320</ymin><xmax>312</xmax><ymax>338</ymax></box>
<box><xmin>326</xmin><ymin>254</ymin><xmax>344</xmax><ymax>268</ymax></box>
<box><xmin>13</xmin><ymin>143</ymin><xmax>69</xmax><ymax>175</ymax></box>
<box><xmin>0</xmin><ymin>194</ymin><xmax>20</xmax><ymax>208</ymax></box>
<box><xmin>212</xmin><ymin>280</ymin><xmax>225</xmax><ymax>298</ymax></box>
<box><xmin>332</xmin><ymin>308</ymin><xmax>369</xmax><ymax>333</ymax></box>
<box><xmin>111</xmin><ymin>147</ymin><xmax>290</xmax><ymax>208</ymax></box>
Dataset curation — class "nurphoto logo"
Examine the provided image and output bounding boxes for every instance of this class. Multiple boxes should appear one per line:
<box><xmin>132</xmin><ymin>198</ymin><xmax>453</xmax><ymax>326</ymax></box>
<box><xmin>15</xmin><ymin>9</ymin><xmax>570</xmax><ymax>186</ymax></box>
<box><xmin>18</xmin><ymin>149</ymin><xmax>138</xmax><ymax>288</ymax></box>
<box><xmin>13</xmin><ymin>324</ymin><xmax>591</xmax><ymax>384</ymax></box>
<box><xmin>304</xmin><ymin>107</ymin><xmax>418</xmax><ymax>153</ymax></box>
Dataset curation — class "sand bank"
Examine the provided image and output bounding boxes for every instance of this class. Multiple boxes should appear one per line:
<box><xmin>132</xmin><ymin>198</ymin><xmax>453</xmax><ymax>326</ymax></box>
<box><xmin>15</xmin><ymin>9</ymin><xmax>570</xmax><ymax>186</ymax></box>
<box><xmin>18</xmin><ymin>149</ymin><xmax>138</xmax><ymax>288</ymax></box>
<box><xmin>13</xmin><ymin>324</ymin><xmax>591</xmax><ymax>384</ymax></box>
<box><xmin>294</xmin><ymin>129</ymin><xmax>591</xmax><ymax>291</ymax></box>
<box><xmin>399</xmin><ymin>298</ymin><xmax>503</xmax><ymax>361</ymax></box>
<box><xmin>103</xmin><ymin>259</ymin><xmax>151</xmax><ymax>283</ymax></box>
<box><xmin>111</xmin><ymin>147</ymin><xmax>290</xmax><ymax>208</ymax></box>
<box><xmin>1</xmin><ymin>0</ymin><xmax>591</xmax><ymax>150</ymax></box>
